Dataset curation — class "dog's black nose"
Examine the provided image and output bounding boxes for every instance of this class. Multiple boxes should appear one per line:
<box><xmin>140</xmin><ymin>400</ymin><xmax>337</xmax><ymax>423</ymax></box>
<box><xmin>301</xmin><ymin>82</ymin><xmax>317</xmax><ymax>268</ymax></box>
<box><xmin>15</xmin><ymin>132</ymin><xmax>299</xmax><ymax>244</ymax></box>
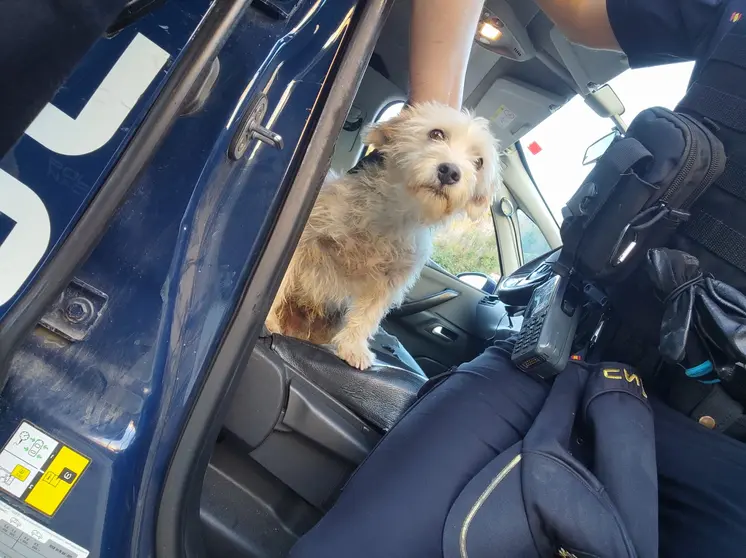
<box><xmin>437</xmin><ymin>163</ymin><xmax>461</xmax><ymax>185</ymax></box>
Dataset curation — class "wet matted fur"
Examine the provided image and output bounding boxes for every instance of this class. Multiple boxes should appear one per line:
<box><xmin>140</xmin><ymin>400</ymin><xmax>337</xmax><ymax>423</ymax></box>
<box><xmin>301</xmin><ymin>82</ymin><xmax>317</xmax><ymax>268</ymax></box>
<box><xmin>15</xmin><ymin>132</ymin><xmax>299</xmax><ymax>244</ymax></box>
<box><xmin>266</xmin><ymin>102</ymin><xmax>501</xmax><ymax>369</ymax></box>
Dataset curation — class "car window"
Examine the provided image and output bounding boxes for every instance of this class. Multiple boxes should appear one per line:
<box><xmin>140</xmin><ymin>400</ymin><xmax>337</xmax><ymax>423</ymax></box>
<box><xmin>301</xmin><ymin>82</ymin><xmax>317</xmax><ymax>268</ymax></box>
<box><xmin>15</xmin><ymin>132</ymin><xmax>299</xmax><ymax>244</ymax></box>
<box><xmin>520</xmin><ymin>62</ymin><xmax>695</xmax><ymax>222</ymax></box>
<box><xmin>362</xmin><ymin>100</ymin><xmax>406</xmax><ymax>157</ymax></box>
<box><xmin>516</xmin><ymin>209</ymin><xmax>551</xmax><ymax>262</ymax></box>
<box><xmin>431</xmin><ymin>213</ymin><xmax>501</xmax><ymax>281</ymax></box>
<box><xmin>377</xmin><ymin>101</ymin><xmax>406</xmax><ymax>122</ymax></box>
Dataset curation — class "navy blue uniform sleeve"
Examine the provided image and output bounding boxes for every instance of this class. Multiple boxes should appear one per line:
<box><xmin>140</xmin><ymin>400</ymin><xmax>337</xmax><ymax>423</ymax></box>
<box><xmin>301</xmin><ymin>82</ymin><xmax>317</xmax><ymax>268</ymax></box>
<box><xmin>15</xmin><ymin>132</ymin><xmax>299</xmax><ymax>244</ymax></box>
<box><xmin>607</xmin><ymin>0</ymin><xmax>725</xmax><ymax>67</ymax></box>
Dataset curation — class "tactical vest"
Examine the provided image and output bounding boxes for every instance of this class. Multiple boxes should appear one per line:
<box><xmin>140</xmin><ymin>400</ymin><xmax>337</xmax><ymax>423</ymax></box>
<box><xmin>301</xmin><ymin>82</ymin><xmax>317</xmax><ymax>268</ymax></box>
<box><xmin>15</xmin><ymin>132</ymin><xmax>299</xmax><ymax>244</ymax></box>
<box><xmin>599</xmin><ymin>20</ymin><xmax>746</xmax><ymax>437</ymax></box>
<box><xmin>674</xmin><ymin>19</ymin><xmax>746</xmax><ymax>291</ymax></box>
<box><xmin>604</xmin><ymin>19</ymin><xmax>746</xmax><ymax>331</ymax></box>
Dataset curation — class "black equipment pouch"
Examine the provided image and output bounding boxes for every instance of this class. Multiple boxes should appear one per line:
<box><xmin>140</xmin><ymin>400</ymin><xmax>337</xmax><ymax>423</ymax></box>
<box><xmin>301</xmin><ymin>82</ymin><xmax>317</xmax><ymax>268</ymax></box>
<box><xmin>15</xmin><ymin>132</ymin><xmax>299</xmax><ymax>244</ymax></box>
<box><xmin>557</xmin><ymin>107</ymin><xmax>725</xmax><ymax>284</ymax></box>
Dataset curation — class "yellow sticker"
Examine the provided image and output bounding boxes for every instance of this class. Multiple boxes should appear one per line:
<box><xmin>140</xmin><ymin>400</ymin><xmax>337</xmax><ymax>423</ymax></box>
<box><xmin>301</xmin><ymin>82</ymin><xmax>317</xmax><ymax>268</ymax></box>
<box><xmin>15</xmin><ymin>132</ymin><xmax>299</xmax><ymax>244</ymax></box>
<box><xmin>490</xmin><ymin>104</ymin><xmax>517</xmax><ymax>130</ymax></box>
<box><xmin>0</xmin><ymin>421</ymin><xmax>90</xmax><ymax>517</ymax></box>
<box><xmin>11</xmin><ymin>465</ymin><xmax>29</xmax><ymax>482</ymax></box>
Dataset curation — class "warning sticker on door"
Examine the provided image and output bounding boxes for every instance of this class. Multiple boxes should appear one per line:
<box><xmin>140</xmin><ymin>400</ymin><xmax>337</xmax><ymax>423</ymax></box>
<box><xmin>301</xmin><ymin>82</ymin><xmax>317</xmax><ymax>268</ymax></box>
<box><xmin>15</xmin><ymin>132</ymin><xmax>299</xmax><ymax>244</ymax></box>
<box><xmin>0</xmin><ymin>497</ymin><xmax>89</xmax><ymax>557</ymax></box>
<box><xmin>0</xmin><ymin>422</ymin><xmax>90</xmax><ymax>517</ymax></box>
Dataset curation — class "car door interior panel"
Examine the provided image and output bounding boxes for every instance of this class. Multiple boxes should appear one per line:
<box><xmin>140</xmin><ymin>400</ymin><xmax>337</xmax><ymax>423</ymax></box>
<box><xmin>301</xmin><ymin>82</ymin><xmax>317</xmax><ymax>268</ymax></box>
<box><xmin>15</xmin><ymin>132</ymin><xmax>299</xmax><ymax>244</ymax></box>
<box><xmin>387</xmin><ymin>288</ymin><xmax>461</xmax><ymax>317</ymax></box>
<box><xmin>383</xmin><ymin>264</ymin><xmax>514</xmax><ymax>376</ymax></box>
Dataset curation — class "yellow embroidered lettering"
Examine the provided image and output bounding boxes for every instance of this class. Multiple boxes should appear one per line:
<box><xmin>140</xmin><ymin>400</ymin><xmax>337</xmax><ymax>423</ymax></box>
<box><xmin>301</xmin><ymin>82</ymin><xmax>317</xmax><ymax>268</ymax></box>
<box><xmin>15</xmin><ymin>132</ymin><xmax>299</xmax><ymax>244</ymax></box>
<box><xmin>603</xmin><ymin>368</ymin><xmax>622</xmax><ymax>380</ymax></box>
<box><xmin>624</xmin><ymin>369</ymin><xmax>648</xmax><ymax>398</ymax></box>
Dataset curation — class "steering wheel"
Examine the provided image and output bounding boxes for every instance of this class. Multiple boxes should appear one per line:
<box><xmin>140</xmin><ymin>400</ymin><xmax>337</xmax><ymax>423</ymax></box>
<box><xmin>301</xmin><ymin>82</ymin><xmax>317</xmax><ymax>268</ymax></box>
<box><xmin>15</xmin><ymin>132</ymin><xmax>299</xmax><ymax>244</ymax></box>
<box><xmin>498</xmin><ymin>247</ymin><xmax>560</xmax><ymax>307</ymax></box>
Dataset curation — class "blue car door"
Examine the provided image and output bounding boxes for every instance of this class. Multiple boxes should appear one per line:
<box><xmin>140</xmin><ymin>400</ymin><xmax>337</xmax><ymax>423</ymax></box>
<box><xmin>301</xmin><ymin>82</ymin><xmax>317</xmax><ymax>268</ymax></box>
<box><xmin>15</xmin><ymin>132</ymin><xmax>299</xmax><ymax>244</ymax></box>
<box><xmin>0</xmin><ymin>0</ymin><xmax>390</xmax><ymax>555</ymax></box>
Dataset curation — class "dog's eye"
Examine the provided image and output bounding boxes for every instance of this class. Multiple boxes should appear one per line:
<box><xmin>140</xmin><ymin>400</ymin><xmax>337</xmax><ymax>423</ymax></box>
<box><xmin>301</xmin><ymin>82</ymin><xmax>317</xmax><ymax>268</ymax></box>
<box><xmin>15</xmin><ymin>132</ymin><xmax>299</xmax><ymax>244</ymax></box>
<box><xmin>428</xmin><ymin>129</ymin><xmax>446</xmax><ymax>141</ymax></box>
<box><xmin>474</xmin><ymin>157</ymin><xmax>484</xmax><ymax>170</ymax></box>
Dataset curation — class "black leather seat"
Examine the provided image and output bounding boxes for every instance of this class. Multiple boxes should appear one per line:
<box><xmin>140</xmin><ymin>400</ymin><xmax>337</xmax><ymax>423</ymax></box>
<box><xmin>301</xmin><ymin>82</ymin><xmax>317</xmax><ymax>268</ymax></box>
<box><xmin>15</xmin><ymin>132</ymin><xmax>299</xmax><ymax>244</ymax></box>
<box><xmin>222</xmin><ymin>332</ymin><xmax>428</xmax><ymax>509</ymax></box>
<box><xmin>269</xmin><ymin>332</ymin><xmax>427</xmax><ymax>431</ymax></box>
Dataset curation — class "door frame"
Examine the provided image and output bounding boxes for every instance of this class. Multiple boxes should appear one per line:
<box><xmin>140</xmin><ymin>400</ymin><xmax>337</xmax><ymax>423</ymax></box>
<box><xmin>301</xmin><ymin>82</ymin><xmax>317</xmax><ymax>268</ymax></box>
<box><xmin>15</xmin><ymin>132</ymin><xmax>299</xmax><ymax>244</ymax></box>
<box><xmin>495</xmin><ymin>145</ymin><xmax>561</xmax><ymax>275</ymax></box>
<box><xmin>155</xmin><ymin>1</ymin><xmax>395</xmax><ymax>556</ymax></box>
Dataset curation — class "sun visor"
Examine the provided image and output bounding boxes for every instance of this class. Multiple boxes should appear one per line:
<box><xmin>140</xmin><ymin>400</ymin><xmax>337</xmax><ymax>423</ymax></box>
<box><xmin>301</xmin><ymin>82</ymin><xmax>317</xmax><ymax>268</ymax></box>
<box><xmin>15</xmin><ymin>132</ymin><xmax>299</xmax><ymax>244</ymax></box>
<box><xmin>550</xmin><ymin>27</ymin><xmax>628</xmax><ymax>94</ymax></box>
<box><xmin>474</xmin><ymin>77</ymin><xmax>565</xmax><ymax>146</ymax></box>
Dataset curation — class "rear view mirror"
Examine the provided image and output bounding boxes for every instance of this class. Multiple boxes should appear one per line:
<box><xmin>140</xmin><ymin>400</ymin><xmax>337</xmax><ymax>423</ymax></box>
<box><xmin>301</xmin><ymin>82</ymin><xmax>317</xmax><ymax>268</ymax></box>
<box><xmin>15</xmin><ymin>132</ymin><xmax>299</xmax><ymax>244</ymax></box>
<box><xmin>582</xmin><ymin>130</ymin><xmax>619</xmax><ymax>166</ymax></box>
<box><xmin>584</xmin><ymin>84</ymin><xmax>625</xmax><ymax>119</ymax></box>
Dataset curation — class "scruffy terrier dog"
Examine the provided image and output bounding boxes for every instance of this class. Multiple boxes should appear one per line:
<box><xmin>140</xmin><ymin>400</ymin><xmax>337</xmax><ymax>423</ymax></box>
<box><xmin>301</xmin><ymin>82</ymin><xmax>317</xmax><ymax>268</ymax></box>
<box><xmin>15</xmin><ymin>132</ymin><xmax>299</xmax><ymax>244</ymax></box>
<box><xmin>266</xmin><ymin>102</ymin><xmax>501</xmax><ymax>369</ymax></box>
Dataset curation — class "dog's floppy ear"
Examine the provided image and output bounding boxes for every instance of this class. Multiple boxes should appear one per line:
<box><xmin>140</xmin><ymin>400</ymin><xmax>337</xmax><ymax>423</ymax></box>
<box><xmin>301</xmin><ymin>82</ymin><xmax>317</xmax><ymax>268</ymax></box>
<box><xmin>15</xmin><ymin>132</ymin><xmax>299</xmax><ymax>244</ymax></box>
<box><xmin>466</xmin><ymin>142</ymin><xmax>502</xmax><ymax>221</ymax></box>
<box><xmin>465</xmin><ymin>194</ymin><xmax>491</xmax><ymax>222</ymax></box>
<box><xmin>363</xmin><ymin>110</ymin><xmax>409</xmax><ymax>147</ymax></box>
<box><xmin>466</xmin><ymin>173</ymin><xmax>501</xmax><ymax>221</ymax></box>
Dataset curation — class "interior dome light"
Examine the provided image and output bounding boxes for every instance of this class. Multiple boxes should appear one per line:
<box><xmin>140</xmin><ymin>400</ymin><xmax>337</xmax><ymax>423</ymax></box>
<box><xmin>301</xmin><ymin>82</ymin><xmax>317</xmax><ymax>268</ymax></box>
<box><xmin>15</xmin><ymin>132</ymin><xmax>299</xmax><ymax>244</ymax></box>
<box><xmin>479</xmin><ymin>21</ymin><xmax>502</xmax><ymax>42</ymax></box>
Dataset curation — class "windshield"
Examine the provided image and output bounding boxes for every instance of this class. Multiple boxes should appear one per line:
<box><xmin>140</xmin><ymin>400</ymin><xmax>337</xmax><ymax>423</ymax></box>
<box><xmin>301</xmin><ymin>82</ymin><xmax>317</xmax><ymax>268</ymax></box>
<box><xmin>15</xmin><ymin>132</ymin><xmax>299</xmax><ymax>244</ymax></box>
<box><xmin>520</xmin><ymin>62</ymin><xmax>696</xmax><ymax>223</ymax></box>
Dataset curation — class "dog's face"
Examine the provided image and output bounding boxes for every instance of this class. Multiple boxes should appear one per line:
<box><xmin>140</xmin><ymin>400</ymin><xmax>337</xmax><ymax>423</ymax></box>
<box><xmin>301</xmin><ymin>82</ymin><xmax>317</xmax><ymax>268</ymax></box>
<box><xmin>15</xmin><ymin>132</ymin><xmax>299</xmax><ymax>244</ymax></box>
<box><xmin>365</xmin><ymin>102</ymin><xmax>501</xmax><ymax>224</ymax></box>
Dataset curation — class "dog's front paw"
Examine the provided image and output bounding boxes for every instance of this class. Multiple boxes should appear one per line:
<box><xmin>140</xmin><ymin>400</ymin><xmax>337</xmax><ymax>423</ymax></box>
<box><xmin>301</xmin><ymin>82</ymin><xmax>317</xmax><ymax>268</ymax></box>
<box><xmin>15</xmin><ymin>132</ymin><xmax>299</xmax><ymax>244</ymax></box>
<box><xmin>335</xmin><ymin>343</ymin><xmax>375</xmax><ymax>370</ymax></box>
<box><xmin>264</xmin><ymin>316</ymin><xmax>281</xmax><ymax>335</ymax></box>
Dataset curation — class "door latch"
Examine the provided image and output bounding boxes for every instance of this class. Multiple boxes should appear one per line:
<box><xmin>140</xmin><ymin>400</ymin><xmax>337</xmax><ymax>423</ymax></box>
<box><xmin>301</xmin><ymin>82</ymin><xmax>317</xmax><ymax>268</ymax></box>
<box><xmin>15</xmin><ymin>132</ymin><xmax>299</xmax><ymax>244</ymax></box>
<box><xmin>229</xmin><ymin>93</ymin><xmax>283</xmax><ymax>160</ymax></box>
<box><xmin>430</xmin><ymin>325</ymin><xmax>457</xmax><ymax>342</ymax></box>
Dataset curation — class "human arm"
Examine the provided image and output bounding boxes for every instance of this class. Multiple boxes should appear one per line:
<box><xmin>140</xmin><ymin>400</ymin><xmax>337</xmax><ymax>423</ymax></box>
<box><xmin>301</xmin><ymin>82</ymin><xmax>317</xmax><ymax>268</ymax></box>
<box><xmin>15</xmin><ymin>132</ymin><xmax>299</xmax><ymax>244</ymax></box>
<box><xmin>409</xmin><ymin>0</ymin><xmax>485</xmax><ymax>108</ymax></box>
<box><xmin>534</xmin><ymin>0</ymin><xmax>725</xmax><ymax>66</ymax></box>
<box><xmin>533</xmin><ymin>0</ymin><xmax>619</xmax><ymax>50</ymax></box>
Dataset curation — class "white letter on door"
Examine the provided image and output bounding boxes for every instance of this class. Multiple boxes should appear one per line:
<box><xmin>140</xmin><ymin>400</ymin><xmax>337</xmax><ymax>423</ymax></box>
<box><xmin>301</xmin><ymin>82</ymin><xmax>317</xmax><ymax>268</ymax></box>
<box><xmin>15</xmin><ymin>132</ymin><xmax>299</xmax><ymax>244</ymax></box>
<box><xmin>25</xmin><ymin>33</ymin><xmax>170</xmax><ymax>156</ymax></box>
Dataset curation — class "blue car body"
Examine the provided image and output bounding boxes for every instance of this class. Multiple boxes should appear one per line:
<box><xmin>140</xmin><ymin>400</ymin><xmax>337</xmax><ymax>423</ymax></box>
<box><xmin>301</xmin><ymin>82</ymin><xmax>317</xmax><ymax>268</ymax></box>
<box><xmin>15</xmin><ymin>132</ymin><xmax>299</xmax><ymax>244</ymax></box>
<box><xmin>0</xmin><ymin>0</ymin><xmax>387</xmax><ymax>555</ymax></box>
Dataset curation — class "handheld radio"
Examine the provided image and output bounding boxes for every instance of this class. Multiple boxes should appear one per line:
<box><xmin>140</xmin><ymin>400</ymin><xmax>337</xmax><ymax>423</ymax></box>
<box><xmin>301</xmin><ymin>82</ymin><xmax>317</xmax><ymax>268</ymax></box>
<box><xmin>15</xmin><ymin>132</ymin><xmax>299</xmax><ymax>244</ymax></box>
<box><xmin>511</xmin><ymin>274</ymin><xmax>580</xmax><ymax>379</ymax></box>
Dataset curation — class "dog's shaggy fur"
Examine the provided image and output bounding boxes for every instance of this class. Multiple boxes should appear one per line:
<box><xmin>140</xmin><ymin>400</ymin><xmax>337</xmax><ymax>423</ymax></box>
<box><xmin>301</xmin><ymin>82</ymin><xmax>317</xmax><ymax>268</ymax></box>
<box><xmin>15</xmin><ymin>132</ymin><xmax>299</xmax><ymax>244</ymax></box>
<box><xmin>266</xmin><ymin>102</ymin><xmax>501</xmax><ymax>369</ymax></box>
